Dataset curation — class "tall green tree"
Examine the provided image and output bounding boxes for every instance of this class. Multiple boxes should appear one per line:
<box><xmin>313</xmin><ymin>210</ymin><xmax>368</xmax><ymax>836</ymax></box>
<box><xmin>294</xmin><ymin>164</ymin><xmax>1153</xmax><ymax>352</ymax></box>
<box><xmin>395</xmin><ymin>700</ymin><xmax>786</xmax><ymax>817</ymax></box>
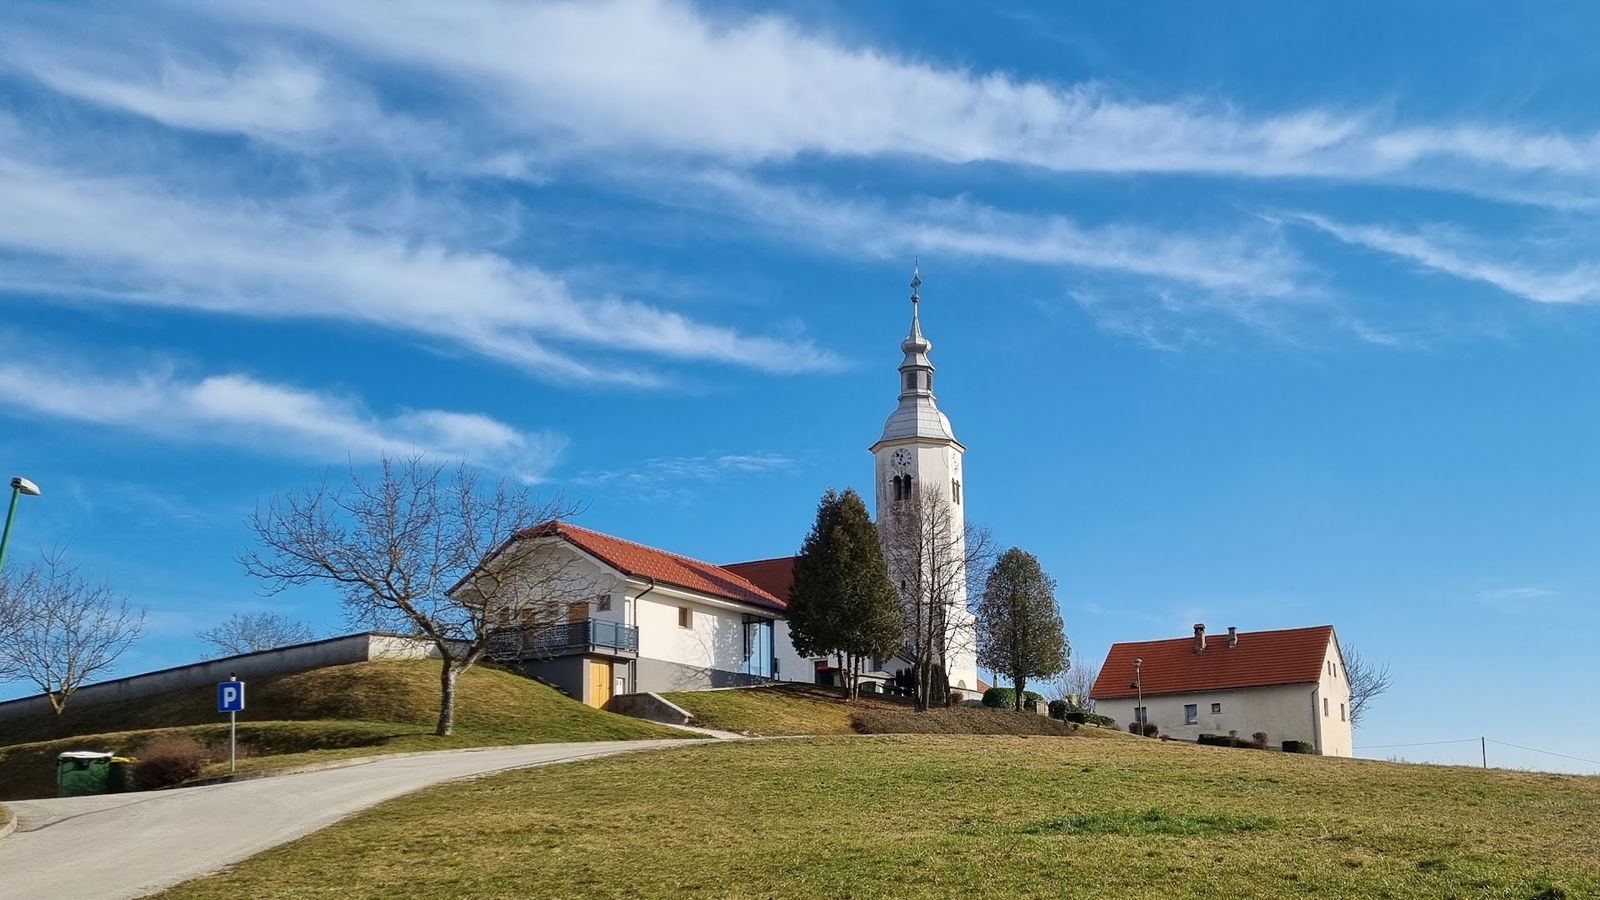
<box><xmin>977</xmin><ymin>548</ymin><xmax>1068</xmax><ymax>711</ymax></box>
<box><xmin>788</xmin><ymin>489</ymin><xmax>903</xmax><ymax>699</ymax></box>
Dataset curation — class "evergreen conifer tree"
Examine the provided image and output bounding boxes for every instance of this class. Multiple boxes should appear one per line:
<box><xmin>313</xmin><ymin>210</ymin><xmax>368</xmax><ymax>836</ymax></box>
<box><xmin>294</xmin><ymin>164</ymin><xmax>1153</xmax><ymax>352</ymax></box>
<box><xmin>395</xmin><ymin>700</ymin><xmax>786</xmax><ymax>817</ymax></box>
<box><xmin>788</xmin><ymin>489</ymin><xmax>903</xmax><ymax>698</ymax></box>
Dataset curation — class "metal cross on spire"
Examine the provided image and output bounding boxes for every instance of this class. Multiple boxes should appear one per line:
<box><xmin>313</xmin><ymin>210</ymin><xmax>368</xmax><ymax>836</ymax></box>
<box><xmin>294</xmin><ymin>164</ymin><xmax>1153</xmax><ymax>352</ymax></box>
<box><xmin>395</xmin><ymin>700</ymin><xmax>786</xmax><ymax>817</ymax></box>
<box><xmin>910</xmin><ymin>260</ymin><xmax>922</xmax><ymax>304</ymax></box>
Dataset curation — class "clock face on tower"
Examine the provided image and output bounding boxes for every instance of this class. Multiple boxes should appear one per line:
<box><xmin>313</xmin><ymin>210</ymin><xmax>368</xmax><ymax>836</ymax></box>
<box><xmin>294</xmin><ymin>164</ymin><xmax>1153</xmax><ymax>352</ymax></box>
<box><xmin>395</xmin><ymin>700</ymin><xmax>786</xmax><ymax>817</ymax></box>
<box><xmin>890</xmin><ymin>448</ymin><xmax>914</xmax><ymax>472</ymax></box>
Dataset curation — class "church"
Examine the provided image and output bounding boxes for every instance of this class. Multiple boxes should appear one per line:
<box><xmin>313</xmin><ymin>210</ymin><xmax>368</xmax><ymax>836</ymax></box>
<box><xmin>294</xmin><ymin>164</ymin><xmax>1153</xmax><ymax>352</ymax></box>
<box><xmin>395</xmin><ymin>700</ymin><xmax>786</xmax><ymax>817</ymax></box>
<box><xmin>498</xmin><ymin>272</ymin><xmax>981</xmax><ymax>707</ymax></box>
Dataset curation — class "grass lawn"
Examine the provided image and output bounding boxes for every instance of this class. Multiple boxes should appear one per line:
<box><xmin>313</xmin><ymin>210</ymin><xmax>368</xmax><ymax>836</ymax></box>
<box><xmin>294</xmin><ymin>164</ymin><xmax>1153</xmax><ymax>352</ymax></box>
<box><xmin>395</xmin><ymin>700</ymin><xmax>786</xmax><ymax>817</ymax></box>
<box><xmin>159</xmin><ymin>735</ymin><xmax>1600</xmax><ymax>899</ymax></box>
<box><xmin>660</xmin><ymin>683</ymin><xmax>922</xmax><ymax>735</ymax></box>
<box><xmin>0</xmin><ymin>661</ymin><xmax>688</xmax><ymax>799</ymax></box>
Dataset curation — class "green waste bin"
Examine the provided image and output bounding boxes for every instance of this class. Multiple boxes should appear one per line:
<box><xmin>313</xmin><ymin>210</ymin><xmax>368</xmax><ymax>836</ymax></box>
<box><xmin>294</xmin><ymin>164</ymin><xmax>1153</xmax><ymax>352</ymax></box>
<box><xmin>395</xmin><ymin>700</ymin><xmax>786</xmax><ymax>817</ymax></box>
<box><xmin>57</xmin><ymin>751</ymin><xmax>114</xmax><ymax>797</ymax></box>
<box><xmin>108</xmin><ymin>757</ymin><xmax>136</xmax><ymax>793</ymax></box>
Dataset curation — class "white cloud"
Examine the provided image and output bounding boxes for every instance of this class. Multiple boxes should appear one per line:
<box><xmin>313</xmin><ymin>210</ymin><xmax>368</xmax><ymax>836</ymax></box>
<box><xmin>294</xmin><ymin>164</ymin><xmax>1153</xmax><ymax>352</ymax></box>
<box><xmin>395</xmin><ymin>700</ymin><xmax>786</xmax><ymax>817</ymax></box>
<box><xmin>0</xmin><ymin>356</ymin><xmax>568</xmax><ymax>481</ymax></box>
<box><xmin>1294</xmin><ymin>214</ymin><xmax>1600</xmax><ymax>305</ymax></box>
<box><xmin>684</xmin><ymin>172</ymin><xmax>1300</xmax><ymax>296</ymax></box>
<box><xmin>172</xmin><ymin>0</ymin><xmax>1600</xmax><ymax>193</ymax></box>
<box><xmin>1475</xmin><ymin>586</ymin><xmax>1560</xmax><ymax>612</ymax></box>
<box><xmin>571</xmin><ymin>451</ymin><xmax>796</xmax><ymax>500</ymax></box>
<box><xmin>0</xmin><ymin>153</ymin><xmax>839</xmax><ymax>383</ymax></box>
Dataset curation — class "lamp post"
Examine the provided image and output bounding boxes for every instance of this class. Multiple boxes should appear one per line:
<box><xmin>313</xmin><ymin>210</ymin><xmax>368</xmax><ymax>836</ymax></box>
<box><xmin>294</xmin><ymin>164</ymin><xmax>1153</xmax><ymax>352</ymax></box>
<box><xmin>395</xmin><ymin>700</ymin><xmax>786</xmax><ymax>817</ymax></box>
<box><xmin>0</xmin><ymin>476</ymin><xmax>41</xmax><ymax>574</ymax></box>
<box><xmin>1132</xmin><ymin>657</ymin><xmax>1144</xmax><ymax>732</ymax></box>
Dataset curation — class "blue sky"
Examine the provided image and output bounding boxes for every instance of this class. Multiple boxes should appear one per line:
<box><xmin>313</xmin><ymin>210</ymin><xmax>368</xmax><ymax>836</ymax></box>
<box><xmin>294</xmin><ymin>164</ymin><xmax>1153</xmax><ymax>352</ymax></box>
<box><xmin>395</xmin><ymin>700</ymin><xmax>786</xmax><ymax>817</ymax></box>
<box><xmin>1</xmin><ymin>0</ymin><xmax>1598</xmax><ymax>772</ymax></box>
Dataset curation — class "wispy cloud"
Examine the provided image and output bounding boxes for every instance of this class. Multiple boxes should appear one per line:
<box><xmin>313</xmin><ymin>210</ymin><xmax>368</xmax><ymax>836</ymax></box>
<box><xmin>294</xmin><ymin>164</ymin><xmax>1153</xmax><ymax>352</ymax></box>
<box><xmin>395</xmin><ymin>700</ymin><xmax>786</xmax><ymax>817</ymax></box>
<box><xmin>1294</xmin><ymin>213</ymin><xmax>1600</xmax><ymax>305</ymax></box>
<box><xmin>683</xmin><ymin>173</ymin><xmax>1302</xmax><ymax>296</ymax></box>
<box><xmin>0</xmin><ymin>152</ymin><xmax>839</xmax><ymax>383</ymax></box>
<box><xmin>0</xmin><ymin>355</ymin><xmax>569</xmax><ymax>482</ymax></box>
<box><xmin>1475</xmin><ymin>586</ymin><xmax>1560</xmax><ymax>612</ymax></box>
<box><xmin>144</xmin><ymin>0</ymin><xmax>1600</xmax><ymax>198</ymax></box>
<box><xmin>570</xmin><ymin>451</ymin><xmax>796</xmax><ymax>500</ymax></box>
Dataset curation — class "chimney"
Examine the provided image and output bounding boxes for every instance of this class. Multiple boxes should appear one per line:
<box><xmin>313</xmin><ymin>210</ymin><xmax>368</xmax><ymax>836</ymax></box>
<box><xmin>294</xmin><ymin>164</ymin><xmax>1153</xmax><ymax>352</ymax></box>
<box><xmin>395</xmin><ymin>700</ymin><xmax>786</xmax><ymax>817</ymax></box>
<box><xmin>1193</xmin><ymin>623</ymin><xmax>1206</xmax><ymax>653</ymax></box>
<box><xmin>1227</xmin><ymin>626</ymin><xmax>1238</xmax><ymax>648</ymax></box>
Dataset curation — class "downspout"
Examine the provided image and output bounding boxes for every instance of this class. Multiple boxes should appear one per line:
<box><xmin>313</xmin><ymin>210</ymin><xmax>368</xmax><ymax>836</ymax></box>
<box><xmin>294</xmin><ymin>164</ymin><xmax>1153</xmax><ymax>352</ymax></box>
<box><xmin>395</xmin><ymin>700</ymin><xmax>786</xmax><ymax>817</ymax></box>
<box><xmin>630</xmin><ymin>577</ymin><xmax>656</xmax><ymax>694</ymax></box>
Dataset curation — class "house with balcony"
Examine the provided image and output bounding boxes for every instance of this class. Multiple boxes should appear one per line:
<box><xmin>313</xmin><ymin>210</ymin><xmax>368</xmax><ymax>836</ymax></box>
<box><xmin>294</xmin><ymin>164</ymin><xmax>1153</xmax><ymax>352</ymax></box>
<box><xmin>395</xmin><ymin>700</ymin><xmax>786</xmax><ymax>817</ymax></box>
<box><xmin>1089</xmin><ymin>624</ymin><xmax>1353</xmax><ymax>755</ymax></box>
<box><xmin>489</xmin><ymin>521</ymin><xmax>813</xmax><ymax>708</ymax></box>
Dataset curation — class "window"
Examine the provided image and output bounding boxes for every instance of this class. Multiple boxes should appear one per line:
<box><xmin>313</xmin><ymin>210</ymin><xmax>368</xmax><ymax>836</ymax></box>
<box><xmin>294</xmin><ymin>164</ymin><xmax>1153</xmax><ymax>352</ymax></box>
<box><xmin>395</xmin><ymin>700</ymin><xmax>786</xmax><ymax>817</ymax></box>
<box><xmin>892</xmin><ymin>474</ymin><xmax>915</xmax><ymax>501</ymax></box>
<box><xmin>596</xmin><ymin>593</ymin><xmax>612</xmax><ymax>612</ymax></box>
<box><xmin>678</xmin><ymin>606</ymin><xmax>692</xmax><ymax>629</ymax></box>
<box><xmin>567</xmin><ymin>600</ymin><xmax>589</xmax><ymax>622</ymax></box>
<box><xmin>1323</xmin><ymin>697</ymin><xmax>1330</xmax><ymax>717</ymax></box>
<box><xmin>952</xmin><ymin>480</ymin><xmax>962</xmax><ymax>504</ymax></box>
<box><xmin>1340</xmin><ymin>703</ymin><xmax>1346</xmax><ymax>722</ymax></box>
<box><xmin>906</xmin><ymin>372</ymin><xmax>917</xmax><ymax>391</ymax></box>
<box><xmin>1211</xmin><ymin>702</ymin><xmax>1222</xmax><ymax>714</ymax></box>
<box><xmin>1134</xmin><ymin>706</ymin><xmax>1148</xmax><ymax>725</ymax></box>
<box><xmin>1184</xmin><ymin>704</ymin><xmax>1198</xmax><ymax>725</ymax></box>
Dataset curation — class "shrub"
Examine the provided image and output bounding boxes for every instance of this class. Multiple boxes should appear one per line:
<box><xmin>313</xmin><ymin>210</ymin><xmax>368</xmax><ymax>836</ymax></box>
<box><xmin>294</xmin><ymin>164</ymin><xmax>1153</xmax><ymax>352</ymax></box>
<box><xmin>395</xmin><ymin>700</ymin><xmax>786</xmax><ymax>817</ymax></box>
<box><xmin>1252</xmin><ymin>731</ymin><xmax>1269</xmax><ymax>749</ymax></box>
<box><xmin>1142</xmin><ymin>722</ymin><xmax>1159</xmax><ymax>738</ymax></box>
<box><xmin>947</xmin><ymin>690</ymin><xmax>966</xmax><ymax>707</ymax></box>
<box><xmin>1048</xmin><ymin>699</ymin><xmax>1069</xmax><ymax>720</ymax></box>
<box><xmin>1282</xmin><ymin>740</ymin><xmax>1314</xmax><ymax>754</ymax></box>
<box><xmin>982</xmin><ymin>687</ymin><xmax>1015</xmax><ymax>708</ymax></box>
<box><xmin>1127</xmin><ymin>721</ymin><xmax>1142</xmax><ymax>734</ymax></box>
<box><xmin>1075</xmin><ymin>712</ymin><xmax>1115</xmax><ymax>727</ymax></box>
<box><xmin>133</xmin><ymin>736</ymin><xmax>210</xmax><ymax>790</ymax></box>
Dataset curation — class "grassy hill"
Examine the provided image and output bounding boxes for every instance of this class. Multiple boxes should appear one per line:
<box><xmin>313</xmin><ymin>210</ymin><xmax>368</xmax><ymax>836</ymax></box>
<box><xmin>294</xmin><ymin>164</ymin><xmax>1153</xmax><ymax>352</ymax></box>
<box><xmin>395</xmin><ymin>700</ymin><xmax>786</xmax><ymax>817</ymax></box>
<box><xmin>660</xmin><ymin>683</ymin><xmax>902</xmax><ymax>735</ymax></box>
<box><xmin>662</xmin><ymin>683</ymin><xmax>1122</xmax><ymax>738</ymax></box>
<box><xmin>159</xmin><ymin>734</ymin><xmax>1600</xmax><ymax>899</ymax></box>
<box><xmin>0</xmin><ymin>660</ymin><xmax>688</xmax><ymax>799</ymax></box>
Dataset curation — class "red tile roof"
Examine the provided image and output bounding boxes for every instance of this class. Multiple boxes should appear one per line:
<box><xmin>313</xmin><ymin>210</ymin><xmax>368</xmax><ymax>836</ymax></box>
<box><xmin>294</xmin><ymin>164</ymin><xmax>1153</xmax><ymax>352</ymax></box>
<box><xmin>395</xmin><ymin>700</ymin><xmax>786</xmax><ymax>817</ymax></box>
<box><xmin>720</xmin><ymin>556</ymin><xmax>796</xmax><ymax>605</ymax></box>
<box><xmin>1089</xmin><ymin>625</ymin><xmax>1336</xmax><ymax>700</ymax></box>
<box><xmin>519</xmin><ymin>522</ymin><xmax>787</xmax><ymax>612</ymax></box>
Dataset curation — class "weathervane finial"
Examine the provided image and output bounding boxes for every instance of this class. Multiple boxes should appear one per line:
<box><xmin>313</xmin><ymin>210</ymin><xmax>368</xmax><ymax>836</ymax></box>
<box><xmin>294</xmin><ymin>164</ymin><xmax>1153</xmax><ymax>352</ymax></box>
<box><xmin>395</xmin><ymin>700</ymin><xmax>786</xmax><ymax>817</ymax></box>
<box><xmin>910</xmin><ymin>259</ymin><xmax>921</xmax><ymax>304</ymax></box>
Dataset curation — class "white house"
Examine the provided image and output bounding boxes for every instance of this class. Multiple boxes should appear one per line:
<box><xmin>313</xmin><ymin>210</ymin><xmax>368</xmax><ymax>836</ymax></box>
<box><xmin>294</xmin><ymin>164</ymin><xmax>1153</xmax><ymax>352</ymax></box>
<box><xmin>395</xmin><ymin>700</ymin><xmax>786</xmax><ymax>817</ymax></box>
<box><xmin>1090</xmin><ymin>624</ymin><xmax>1353</xmax><ymax>756</ymax></box>
<box><xmin>487</xmin><ymin>274</ymin><xmax>980</xmax><ymax>707</ymax></box>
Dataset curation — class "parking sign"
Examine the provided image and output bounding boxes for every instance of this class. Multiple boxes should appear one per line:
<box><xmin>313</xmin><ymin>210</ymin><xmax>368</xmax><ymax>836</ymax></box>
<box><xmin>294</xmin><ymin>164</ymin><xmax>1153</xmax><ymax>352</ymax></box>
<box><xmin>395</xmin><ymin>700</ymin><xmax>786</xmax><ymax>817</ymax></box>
<box><xmin>217</xmin><ymin>681</ymin><xmax>246</xmax><ymax>713</ymax></box>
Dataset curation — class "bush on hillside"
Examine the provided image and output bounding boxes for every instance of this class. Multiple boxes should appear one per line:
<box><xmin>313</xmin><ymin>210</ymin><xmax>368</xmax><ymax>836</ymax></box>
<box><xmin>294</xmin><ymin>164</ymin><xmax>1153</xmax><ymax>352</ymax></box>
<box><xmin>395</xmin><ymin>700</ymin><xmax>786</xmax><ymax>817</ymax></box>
<box><xmin>1048</xmin><ymin>699</ymin><xmax>1069</xmax><ymax>719</ymax></box>
<box><xmin>1252</xmin><ymin>731</ymin><xmax>1269</xmax><ymax>749</ymax></box>
<box><xmin>1282</xmin><ymin>740</ymin><xmax>1314</xmax><ymax>754</ymax></box>
<box><xmin>133</xmin><ymin>736</ymin><xmax>210</xmax><ymax>790</ymax></box>
<box><xmin>1128</xmin><ymin>721</ymin><xmax>1142</xmax><ymax>734</ymax></box>
<box><xmin>983</xmin><ymin>687</ymin><xmax>1013</xmax><ymax>708</ymax></box>
<box><xmin>1065</xmin><ymin>710</ymin><xmax>1116</xmax><ymax>727</ymax></box>
<box><xmin>1142</xmin><ymin>722</ymin><xmax>1159</xmax><ymax>738</ymax></box>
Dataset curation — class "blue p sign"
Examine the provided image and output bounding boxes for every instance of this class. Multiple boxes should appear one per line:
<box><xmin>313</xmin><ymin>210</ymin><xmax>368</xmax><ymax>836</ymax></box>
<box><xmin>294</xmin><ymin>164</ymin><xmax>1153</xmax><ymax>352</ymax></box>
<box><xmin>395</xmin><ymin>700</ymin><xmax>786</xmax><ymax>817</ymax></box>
<box><xmin>217</xmin><ymin>681</ymin><xmax>246</xmax><ymax>713</ymax></box>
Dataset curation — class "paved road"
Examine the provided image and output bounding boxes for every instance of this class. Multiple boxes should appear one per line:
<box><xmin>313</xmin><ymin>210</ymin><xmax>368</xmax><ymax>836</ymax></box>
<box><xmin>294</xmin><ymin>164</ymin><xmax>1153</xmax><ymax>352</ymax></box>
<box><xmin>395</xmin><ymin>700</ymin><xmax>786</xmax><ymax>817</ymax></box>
<box><xmin>0</xmin><ymin>739</ymin><xmax>699</xmax><ymax>900</ymax></box>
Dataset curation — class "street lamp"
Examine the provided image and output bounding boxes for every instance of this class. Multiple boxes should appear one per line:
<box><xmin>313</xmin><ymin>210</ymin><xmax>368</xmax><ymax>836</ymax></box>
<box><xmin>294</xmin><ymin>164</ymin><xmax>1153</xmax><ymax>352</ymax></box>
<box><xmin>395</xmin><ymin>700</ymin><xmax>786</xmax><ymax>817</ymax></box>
<box><xmin>1132</xmin><ymin>657</ymin><xmax>1144</xmax><ymax>732</ymax></box>
<box><xmin>0</xmin><ymin>476</ymin><xmax>42</xmax><ymax>574</ymax></box>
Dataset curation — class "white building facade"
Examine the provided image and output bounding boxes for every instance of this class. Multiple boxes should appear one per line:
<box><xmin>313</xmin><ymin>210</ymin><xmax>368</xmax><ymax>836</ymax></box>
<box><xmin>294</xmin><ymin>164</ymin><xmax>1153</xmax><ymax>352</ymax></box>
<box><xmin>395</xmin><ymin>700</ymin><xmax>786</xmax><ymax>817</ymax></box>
<box><xmin>1090</xmin><ymin>624</ymin><xmax>1353</xmax><ymax>755</ymax></box>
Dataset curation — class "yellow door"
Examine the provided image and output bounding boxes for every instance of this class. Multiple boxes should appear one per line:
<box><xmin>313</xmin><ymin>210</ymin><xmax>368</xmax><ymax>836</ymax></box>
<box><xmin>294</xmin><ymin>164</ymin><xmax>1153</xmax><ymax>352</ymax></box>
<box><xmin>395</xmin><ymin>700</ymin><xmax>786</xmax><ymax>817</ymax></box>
<box><xmin>588</xmin><ymin>659</ymin><xmax>613</xmax><ymax>708</ymax></box>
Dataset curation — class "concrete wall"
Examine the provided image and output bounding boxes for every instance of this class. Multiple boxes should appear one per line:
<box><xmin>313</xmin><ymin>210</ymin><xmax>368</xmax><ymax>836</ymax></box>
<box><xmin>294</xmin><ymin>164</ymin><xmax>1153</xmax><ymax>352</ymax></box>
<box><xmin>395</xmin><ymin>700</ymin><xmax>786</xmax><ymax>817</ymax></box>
<box><xmin>1096</xmin><ymin>683</ymin><xmax>1322</xmax><ymax>750</ymax></box>
<box><xmin>0</xmin><ymin>632</ymin><xmax>440</xmax><ymax>722</ymax></box>
<box><xmin>606</xmin><ymin>692</ymin><xmax>693</xmax><ymax>726</ymax></box>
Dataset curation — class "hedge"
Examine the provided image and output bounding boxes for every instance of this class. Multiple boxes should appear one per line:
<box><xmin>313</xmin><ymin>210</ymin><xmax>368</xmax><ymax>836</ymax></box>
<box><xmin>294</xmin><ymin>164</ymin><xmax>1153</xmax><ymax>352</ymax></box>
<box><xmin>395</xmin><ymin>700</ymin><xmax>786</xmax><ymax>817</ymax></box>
<box><xmin>981</xmin><ymin>687</ymin><xmax>1046</xmax><ymax>709</ymax></box>
<box><xmin>1282</xmin><ymin>740</ymin><xmax>1315</xmax><ymax>754</ymax></box>
<box><xmin>1064</xmin><ymin>710</ymin><xmax>1117</xmax><ymax>727</ymax></box>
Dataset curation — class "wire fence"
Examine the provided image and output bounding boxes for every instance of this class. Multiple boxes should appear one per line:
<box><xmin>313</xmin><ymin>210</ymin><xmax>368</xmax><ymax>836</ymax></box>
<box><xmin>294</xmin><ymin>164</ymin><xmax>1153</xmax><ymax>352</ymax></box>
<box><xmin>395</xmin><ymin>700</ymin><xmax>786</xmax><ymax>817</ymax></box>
<box><xmin>1354</xmin><ymin>736</ymin><xmax>1600</xmax><ymax>769</ymax></box>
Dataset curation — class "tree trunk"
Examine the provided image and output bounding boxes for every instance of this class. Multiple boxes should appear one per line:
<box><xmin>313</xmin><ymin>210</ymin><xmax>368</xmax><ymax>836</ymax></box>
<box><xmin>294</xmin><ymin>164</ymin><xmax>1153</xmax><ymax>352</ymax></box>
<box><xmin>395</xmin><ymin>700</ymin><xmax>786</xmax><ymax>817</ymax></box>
<box><xmin>1013</xmin><ymin>675</ymin><xmax>1025</xmax><ymax>712</ymax></box>
<box><xmin>436</xmin><ymin>657</ymin><xmax>459</xmax><ymax>736</ymax></box>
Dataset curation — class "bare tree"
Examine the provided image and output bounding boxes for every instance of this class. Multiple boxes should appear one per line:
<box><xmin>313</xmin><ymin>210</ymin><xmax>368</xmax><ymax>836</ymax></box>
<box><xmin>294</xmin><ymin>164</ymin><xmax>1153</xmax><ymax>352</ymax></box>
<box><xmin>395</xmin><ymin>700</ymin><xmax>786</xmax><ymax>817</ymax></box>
<box><xmin>240</xmin><ymin>456</ymin><xmax>589</xmax><ymax>736</ymax></box>
<box><xmin>0</xmin><ymin>553</ymin><xmax>147</xmax><ymax>715</ymax></box>
<box><xmin>878</xmin><ymin>485</ymin><xmax>993</xmax><ymax>711</ymax></box>
<box><xmin>1343</xmin><ymin>644</ymin><xmax>1392</xmax><ymax>729</ymax></box>
<box><xmin>196</xmin><ymin>612</ymin><xmax>316</xmax><ymax>658</ymax></box>
<box><xmin>1045</xmin><ymin>651</ymin><xmax>1100</xmax><ymax>711</ymax></box>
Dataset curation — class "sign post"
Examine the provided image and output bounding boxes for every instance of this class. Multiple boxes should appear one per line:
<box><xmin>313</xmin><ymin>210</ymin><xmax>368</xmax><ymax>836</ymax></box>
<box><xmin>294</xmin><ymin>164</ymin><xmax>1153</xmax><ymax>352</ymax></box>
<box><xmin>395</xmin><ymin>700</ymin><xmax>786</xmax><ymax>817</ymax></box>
<box><xmin>217</xmin><ymin>677</ymin><xmax>246</xmax><ymax>773</ymax></box>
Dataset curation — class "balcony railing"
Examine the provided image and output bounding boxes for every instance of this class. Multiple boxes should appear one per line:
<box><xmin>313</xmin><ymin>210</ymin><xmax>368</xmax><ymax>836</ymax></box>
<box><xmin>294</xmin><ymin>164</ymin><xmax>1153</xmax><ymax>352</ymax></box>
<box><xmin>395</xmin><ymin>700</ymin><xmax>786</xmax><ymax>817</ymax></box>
<box><xmin>491</xmin><ymin>620</ymin><xmax>639</xmax><ymax>658</ymax></box>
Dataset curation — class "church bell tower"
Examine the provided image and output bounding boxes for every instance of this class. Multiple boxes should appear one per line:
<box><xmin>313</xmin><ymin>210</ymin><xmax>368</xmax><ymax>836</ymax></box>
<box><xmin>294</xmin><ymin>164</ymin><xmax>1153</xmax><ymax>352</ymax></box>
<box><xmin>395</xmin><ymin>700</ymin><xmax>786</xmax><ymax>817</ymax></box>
<box><xmin>870</xmin><ymin>266</ymin><xmax>966</xmax><ymax>526</ymax></box>
<box><xmin>869</xmin><ymin>266</ymin><xmax>977</xmax><ymax>695</ymax></box>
